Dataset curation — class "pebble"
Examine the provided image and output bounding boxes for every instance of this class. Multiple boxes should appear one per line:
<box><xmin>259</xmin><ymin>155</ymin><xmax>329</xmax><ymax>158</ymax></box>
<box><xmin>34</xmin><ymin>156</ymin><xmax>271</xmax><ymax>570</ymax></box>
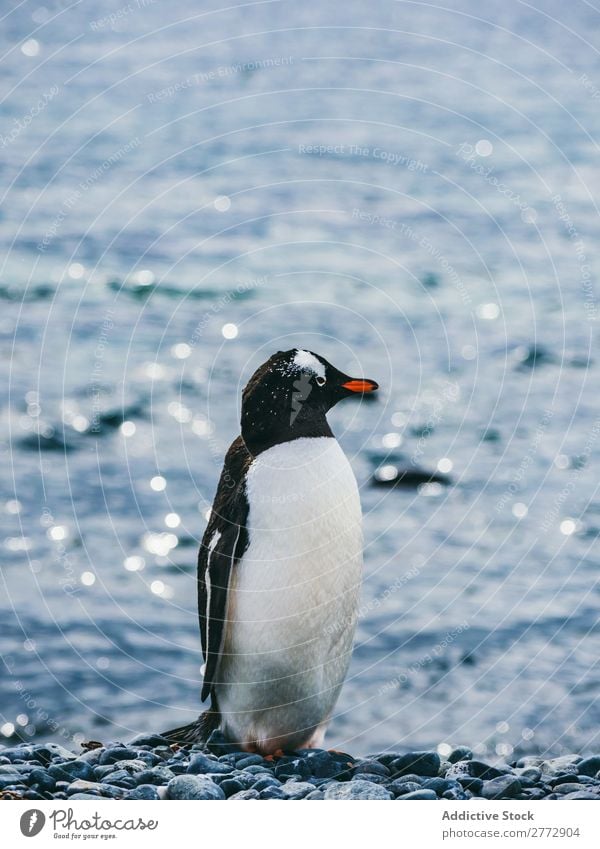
<box><xmin>389</xmin><ymin>780</ymin><xmax>422</xmax><ymax>796</ymax></box>
<box><xmin>448</xmin><ymin>747</ymin><xmax>473</xmax><ymax>764</ymax></box>
<box><xmin>577</xmin><ymin>756</ymin><xmax>600</xmax><ymax>777</ymax></box>
<box><xmin>390</xmin><ymin>752</ymin><xmax>440</xmax><ymax>777</ymax></box>
<box><xmin>127</xmin><ymin>784</ymin><xmax>160</xmax><ymax>800</ymax></box>
<box><xmin>167</xmin><ymin>775</ymin><xmax>225</xmax><ymax>800</ymax></box>
<box><xmin>99</xmin><ymin>747</ymin><xmax>140</xmax><ymax>765</ymax></box>
<box><xmin>281</xmin><ymin>781</ymin><xmax>315</xmax><ymax>799</ymax></box>
<box><xmin>187</xmin><ymin>753</ymin><xmax>233</xmax><ymax>775</ymax></box>
<box><xmin>229</xmin><ymin>789</ymin><xmax>260</xmax><ymax>799</ymax></box>
<box><xmin>324</xmin><ymin>779</ymin><xmax>392</xmax><ymax>800</ymax></box>
<box><xmin>481</xmin><ymin>776</ymin><xmax>522</xmax><ymax>800</ymax></box>
<box><xmin>399</xmin><ymin>789</ymin><xmax>438</xmax><ymax>800</ymax></box>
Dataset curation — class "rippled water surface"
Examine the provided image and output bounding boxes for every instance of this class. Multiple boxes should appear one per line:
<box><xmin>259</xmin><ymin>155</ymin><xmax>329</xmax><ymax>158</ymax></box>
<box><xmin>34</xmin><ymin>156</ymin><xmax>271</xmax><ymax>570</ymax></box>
<box><xmin>1</xmin><ymin>1</ymin><xmax>599</xmax><ymax>758</ymax></box>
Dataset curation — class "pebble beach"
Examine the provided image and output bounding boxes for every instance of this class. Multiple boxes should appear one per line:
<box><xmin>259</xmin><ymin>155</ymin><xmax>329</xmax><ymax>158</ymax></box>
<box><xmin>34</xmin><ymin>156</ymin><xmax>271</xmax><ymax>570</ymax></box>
<box><xmin>2</xmin><ymin>734</ymin><xmax>600</xmax><ymax>801</ymax></box>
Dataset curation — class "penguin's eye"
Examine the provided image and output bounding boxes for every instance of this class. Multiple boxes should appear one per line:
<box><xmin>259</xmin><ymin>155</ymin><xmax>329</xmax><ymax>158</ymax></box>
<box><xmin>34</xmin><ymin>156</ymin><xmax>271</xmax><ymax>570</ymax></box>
<box><xmin>315</xmin><ymin>375</ymin><xmax>326</xmax><ymax>387</ymax></box>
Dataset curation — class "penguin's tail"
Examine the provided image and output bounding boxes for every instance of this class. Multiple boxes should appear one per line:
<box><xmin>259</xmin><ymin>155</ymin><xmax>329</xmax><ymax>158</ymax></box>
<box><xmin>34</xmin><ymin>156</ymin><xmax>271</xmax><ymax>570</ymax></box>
<box><xmin>160</xmin><ymin>708</ymin><xmax>220</xmax><ymax>746</ymax></box>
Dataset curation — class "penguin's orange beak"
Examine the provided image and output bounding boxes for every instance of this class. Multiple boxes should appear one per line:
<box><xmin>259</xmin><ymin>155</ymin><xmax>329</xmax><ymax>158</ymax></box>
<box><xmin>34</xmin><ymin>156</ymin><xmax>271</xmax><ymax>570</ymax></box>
<box><xmin>341</xmin><ymin>378</ymin><xmax>379</xmax><ymax>393</ymax></box>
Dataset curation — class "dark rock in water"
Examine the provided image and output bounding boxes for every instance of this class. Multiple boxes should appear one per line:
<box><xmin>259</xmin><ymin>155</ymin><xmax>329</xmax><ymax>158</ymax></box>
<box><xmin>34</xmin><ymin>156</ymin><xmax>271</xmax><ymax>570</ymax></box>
<box><xmin>0</xmin><ymin>283</ymin><xmax>54</xmax><ymax>302</ymax></box>
<box><xmin>96</xmin><ymin>403</ymin><xmax>146</xmax><ymax>432</ymax></box>
<box><xmin>167</xmin><ymin>775</ymin><xmax>225</xmax><ymax>800</ymax></box>
<box><xmin>448</xmin><ymin>746</ymin><xmax>473</xmax><ymax>764</ymax></box>
<box><xmin>577</xmin><ymin>756</ymin><xmax>600</xmax><ymax>777</ymax></box>
<box><xmin>422</xmin><ymin>272</ymin><xmax>440</xmax><ymax>289</ymax></box>
<box><xmin>372</xmin><ymin>465</ymin><xmax>451</xmax><ymax>489</ymax></box>
<box><xmin>515</xmin><ymin>344</ymin><xmax>554</xmax><ymax>370</ymax></box>
<box><xmin>481</xmin><ymin>776</ymin><xmax>522</xmax><ymax>799</ymax></box>
<box><xmin>324</xmin><ymin>780</ymin><xmax>392</xmax><ymax>800</ymax></box>
<box><xmin>187</xmin><ymin>753</ymin><xmax>232</xmax><ymax>775</ymax></box>
<box><xmin>18</xmin><ymin>431</ymin><xmax>76</xmax><ymax>453</ymax></box>
<box><xmin>390</xmin><ymin>751</ymin><xmax>440</xmax><ymax>777</ymax></box>
<box><xmin>399</xmin><ymin>789</ymin><xmax>438</xmax><ymax>800</ymax></box>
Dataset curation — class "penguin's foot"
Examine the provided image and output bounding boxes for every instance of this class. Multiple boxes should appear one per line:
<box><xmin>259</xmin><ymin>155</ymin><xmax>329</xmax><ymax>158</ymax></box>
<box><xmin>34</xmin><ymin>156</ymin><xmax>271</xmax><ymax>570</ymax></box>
<box><xmin>263</xmin><ymin>748</ymin><xmax>285</xmax><ymax>761</ymax></box>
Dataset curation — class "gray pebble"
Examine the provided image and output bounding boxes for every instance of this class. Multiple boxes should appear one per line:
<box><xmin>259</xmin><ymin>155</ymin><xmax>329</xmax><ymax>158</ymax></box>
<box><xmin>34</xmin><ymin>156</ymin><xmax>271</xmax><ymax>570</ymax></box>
<box><xmin>422</xmin><ymin>778</ymin><xmax>459</xmax><ymax>795</ymax></box>
<box><xmin>351</xmin><ymin>773</ymin><xmax>389</xmax><ymax>785</ymax></box>
<box><xmin>577</xmin><ymin>756</ymin><xmax>600</xmax><ymax>777</ymax></box>
<box><xmin>99</xmin><ymin>747</ymin><xmax>139</xmax><ymax>765</ymax></box>
<box><xmin>399</xmin><ymin>789</ymin><xmax>438</xmax><ymax>800</ymax></box>
<box><xmin>553</xmin><ymin>783</ymin><xmax>593</xmax><ymax>795</ymax></box>
<box><xmin>448</xmin><ymin>747</ymin><xmax>473</xmax><ymax>764</ymax></box>
<box><xmin>167</xmin><ymin>774</ymin><xmax>225</xmax><ymax>800</ymax></box>
<box><xmin>69</xmin><ymin>792</ymin><xmax>105</xmax><ymax>800</ymax></box>
<box><xmin>187</xmin><ymin>753</ymin><xmax>233</xmax><ymax>775</ymax></box>
<box><xmin>390</xmin><ymin>752</ymin><xmax>440</xmax><ymax>778</ymax></box>
<box><xmin>229</xmin><ymin>789</ymin><xmax>260</xmax><ymax>799</ymax></box>
<box><xmin>481</xmin><ymin>776</ymin><xmax>522</xmax><ymax>800</ymax></box>
<box><xmin>127</xmin><ymin>784</ymin><xmax>160</xmax><ymax>800</ymax></box>
<box><xmin>324</xmin><ymin>780</ymin><xmax>392</xmax><ymax>800</ymax></box>
<box><xmin>390</xmin><ymin>780</ymin><xmax>422</xmax><ymax>796</ymax></box>
<box><xmin>281</xmin><ymin>781</ymin><xmax>318</xmax><ymax>799</ymax></box>
<box><xmin>562</xmin><ymin>791</ymin><xmax>599</xmax><ymax>800</ymax></box>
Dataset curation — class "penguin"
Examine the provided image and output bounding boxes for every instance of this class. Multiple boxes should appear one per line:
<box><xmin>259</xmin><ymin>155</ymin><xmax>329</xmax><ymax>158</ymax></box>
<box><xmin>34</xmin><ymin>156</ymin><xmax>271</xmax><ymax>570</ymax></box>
<box><xmin>162</xmin><ymin>349</ymin><xmax>378</xmax><ymax>754</ymax></box>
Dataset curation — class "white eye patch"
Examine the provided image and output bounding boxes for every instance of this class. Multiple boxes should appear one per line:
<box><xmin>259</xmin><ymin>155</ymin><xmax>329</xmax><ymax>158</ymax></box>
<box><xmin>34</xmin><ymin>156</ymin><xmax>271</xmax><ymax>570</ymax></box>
<box><xmin>293</xmin><ymin>349</ymin><xmax>326</xmax><ymax>379</ymax></box>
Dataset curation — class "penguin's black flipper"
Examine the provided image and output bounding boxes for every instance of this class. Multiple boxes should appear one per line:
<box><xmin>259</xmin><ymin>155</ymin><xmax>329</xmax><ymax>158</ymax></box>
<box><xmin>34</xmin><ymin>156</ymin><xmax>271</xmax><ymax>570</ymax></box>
<box><xmin>198</xmin><ymin>436</ymin><xmax>251</xmax><ymax>702</ymax></box>
<box><xmin>160</xmin><ymin>708</ymin><xmax>220</xmax><ymax>745</ymax></box>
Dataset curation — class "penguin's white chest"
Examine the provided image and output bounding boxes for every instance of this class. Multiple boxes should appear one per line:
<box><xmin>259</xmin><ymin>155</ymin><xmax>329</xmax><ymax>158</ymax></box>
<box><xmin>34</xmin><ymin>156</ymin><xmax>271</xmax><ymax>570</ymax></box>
<box><xmin>217</xmin><ymin>436</ymin><xmax>363</xmax><ymax>750</ymax></box>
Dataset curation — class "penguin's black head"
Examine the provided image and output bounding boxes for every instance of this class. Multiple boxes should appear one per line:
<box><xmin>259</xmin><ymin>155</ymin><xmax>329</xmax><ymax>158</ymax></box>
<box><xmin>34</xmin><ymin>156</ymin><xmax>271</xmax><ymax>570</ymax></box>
<box><xmin>241</xmin><ymin>349</ymin><xmax>378</xmax><ymax>454</ymax></box>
